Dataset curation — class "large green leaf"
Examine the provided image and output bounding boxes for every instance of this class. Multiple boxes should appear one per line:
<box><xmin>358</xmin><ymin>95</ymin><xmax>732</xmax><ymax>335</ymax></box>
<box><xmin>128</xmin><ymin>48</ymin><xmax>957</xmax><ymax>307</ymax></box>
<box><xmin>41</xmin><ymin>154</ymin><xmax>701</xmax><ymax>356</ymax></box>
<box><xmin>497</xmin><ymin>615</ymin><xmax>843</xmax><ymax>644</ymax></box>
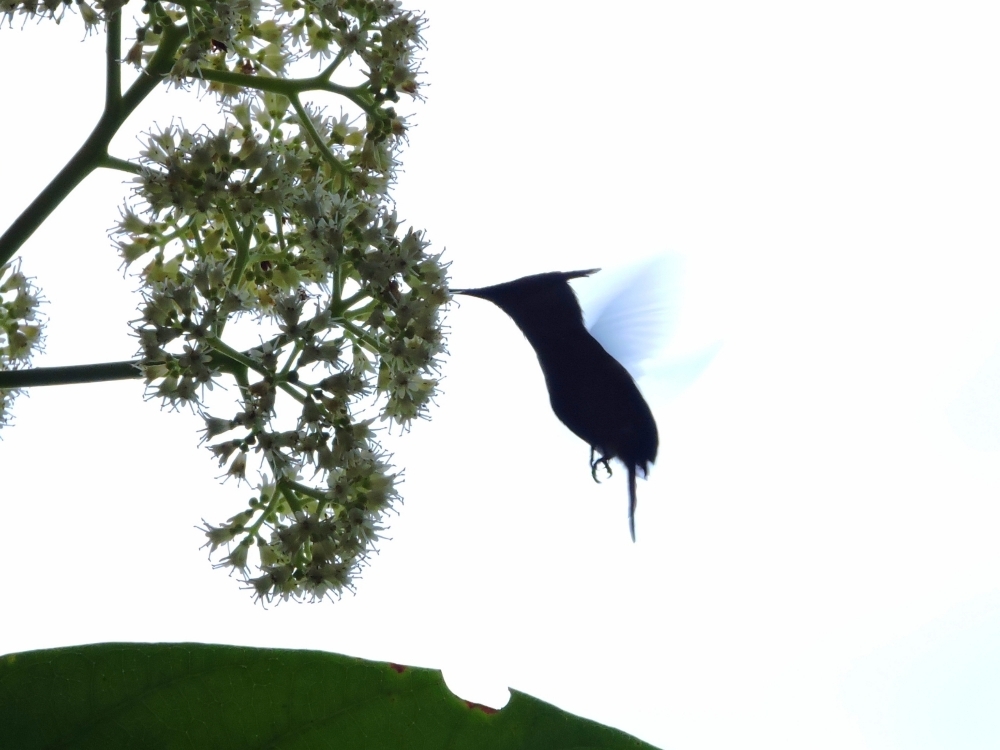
<box><xmin>0</xmin><ymin>643</ymin><xmax>658</xmax><ymax>749</ymax></box>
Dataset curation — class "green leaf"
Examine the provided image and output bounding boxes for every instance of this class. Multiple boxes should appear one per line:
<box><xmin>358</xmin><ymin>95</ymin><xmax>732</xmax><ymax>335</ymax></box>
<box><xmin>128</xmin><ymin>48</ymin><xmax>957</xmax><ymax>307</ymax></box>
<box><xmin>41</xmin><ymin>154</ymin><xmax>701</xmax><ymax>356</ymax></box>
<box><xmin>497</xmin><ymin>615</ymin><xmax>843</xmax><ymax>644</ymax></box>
<box><xmin>0</xmin><ymin>643</ymin><xmax>658</xmax><ymax>749</ymax></box>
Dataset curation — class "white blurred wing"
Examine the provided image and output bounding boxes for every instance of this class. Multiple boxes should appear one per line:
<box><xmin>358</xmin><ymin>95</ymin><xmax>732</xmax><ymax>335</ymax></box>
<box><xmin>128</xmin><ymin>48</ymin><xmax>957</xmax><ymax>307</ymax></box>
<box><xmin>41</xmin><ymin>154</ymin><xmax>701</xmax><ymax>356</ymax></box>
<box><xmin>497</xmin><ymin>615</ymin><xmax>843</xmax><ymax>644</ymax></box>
<box><xmin>582</xmin><ymin>254</ymin><xmax>684</xmax><ymax>377</ymax></box>
<box><xmin>576</xmin><ymin>253</ymin><xmax>721</xmax><ymax>398</ymax></box>
<box><xmin>949</xmin><ymin>341</ymin><xmax>1000</xmax><ymax>450</ymax></box>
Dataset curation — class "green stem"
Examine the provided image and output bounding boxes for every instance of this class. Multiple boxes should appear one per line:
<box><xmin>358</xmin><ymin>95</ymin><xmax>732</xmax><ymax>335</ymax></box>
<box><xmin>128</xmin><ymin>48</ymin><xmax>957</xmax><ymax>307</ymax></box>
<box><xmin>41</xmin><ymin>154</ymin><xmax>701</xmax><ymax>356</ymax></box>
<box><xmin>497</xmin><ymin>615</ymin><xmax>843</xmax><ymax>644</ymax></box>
<box><xmin>202</xmin><ymin>336</ymin><xmax>306</xmax><ymax>407</ymax></box>
<box><xmin>290</xmin><ymin>95</ymin><xmax>351</xmax><ymax>178</ymax></box>
<box><xmin>319</xmin><ymin>47</ymin><xmax>349</xmax><ymax>80</ymax></box>
<box><xmin>0</xmin><ymin>22</ymin><xmax>187</xmax><ymax>267</ymax></box>
<box><xmin>277</xmin><ymin>482</ymin><xmax>305</xmax><ymax>514</ymax></box>
<box><xmin>203</xmin><ymin>335</ymin><xmax>263</xmax><ymax>373</ymax></box>
<box><xmin>105</xmin><ymin>8</ymin><xmax>122</xmax><ymax>107</ymax></box>
<box><xmin>332</xmin><ymin>261</ymin><xmax>342</xmax><ymax>304</ymax></box>
<box><xmin>279</xmin><ymin>340</ymin><xmax>302</xmax><ymax>377</ymax></box>
<box><xmin>197</xmin><ymin>67</ymin><xmax>374</xmax><ymax>114</ymax></box>
<box><xmin>334</xmin><ymin>289</ymin><xmax>368</xmax><ymax>313</ymax></box>
<box><xmin>246</xmin><ymin>486</ymin><xmax>282</xmax><ymax>538</ymax></box>
<box><xmin>0</xmin><ymin>361</ymin><xmax>141</xmax><ymax>389</ymax></box>
<box><xmin>340</xmin><ymin>299</ymin><xmax>376</xmax><ymax>321</ymax></box>
<box><xmin>99</xmin><ymin>155</ymin><xmax>145</xmax><ymax>175</ymax></box>
<box><xmin>341</xmin><ymin>318</ymin><xmax>381</xmax><ymax>352</ymax></box>
<box><xmin>276</xmin><ymin>380</ymin><xmax>309</xmax><ymax>404</ymax></box>
<box><xmin>222</xmin><ymin>203</ymin><xmax>251</xmax><ymax>288</ymax></box>
<box><xmin>285</xmin><ymin>479</ymin><xmax>330</xmax><ymax>503</ymax></box>
<box><xmin>274</xmin><ymin>216</ymin><xmax>286</xmax><ymax>252</ymax></box>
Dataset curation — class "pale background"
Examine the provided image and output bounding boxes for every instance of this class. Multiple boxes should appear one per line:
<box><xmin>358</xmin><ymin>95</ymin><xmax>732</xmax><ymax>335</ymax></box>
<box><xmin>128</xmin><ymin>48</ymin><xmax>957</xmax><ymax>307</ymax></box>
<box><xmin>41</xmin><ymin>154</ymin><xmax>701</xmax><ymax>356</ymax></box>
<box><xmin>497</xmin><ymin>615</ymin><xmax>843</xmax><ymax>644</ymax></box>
<box><xmin>2</xmin><ymin>3</ymin><xmax>1000</xmax><ymax>749</ymax></box>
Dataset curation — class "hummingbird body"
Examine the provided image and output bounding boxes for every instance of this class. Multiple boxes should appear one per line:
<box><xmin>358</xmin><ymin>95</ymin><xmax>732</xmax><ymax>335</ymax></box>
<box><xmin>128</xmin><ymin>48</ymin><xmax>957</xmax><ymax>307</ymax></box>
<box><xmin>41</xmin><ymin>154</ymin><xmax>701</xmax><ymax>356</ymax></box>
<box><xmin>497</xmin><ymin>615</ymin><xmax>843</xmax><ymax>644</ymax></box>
<box><xmin>454</xmin><ymin>270</ymin><xmax>658</xmax><ymax>541</ymax></box>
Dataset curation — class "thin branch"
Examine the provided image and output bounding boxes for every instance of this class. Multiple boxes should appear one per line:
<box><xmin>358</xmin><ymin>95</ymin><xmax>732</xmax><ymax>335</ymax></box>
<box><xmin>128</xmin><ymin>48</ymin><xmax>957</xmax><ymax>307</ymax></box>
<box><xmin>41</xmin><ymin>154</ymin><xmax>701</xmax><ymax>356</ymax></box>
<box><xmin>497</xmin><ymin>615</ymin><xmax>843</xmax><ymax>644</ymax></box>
<box><xmin>290</xmin><ymin>95</ymin><xmax>352</xmax><ymax>178</ymax></box>
<box><xmin>0</xmin><ymin>361</ymin><xmax>141</xmax><ymax>389</ymax></box>
<box><xmin>0</xmin><ymin>23</ymin><xmax>187</xmax><ymax>267</ymax></box>
<box><xmin>105</xmin><ymin>7</ymin><xmax>122</xmax><ymax>111</ymax></box>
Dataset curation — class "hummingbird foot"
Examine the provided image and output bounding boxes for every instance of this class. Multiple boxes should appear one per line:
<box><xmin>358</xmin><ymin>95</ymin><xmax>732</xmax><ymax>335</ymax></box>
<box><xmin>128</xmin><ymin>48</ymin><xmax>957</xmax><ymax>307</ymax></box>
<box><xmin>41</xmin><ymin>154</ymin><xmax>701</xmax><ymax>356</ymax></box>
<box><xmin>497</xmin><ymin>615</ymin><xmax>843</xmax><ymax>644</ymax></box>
<box><xmin>589</xmin><ymin>447</ymin><xmax>613</xmax><ymax>482</ymax></box>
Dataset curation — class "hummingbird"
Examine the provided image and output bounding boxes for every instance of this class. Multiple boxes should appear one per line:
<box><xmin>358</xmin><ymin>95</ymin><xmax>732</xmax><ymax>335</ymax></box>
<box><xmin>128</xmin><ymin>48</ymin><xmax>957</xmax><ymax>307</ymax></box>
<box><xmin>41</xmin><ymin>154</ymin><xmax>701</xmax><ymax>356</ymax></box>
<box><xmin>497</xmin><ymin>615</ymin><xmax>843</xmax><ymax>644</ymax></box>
<box><xmin>453</xmin><ymin>269</ymin><xmax>658</xmax><ymax>541</ymax></box>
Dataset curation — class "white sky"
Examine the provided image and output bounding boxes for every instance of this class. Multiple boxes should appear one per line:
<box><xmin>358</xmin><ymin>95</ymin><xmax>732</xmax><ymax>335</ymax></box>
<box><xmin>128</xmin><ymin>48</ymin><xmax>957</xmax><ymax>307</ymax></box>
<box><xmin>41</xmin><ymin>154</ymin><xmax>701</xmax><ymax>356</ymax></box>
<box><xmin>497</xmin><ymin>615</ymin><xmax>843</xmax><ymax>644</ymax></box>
<box><xmin>3</xmin><ymin>3</ymin><xmax>1000</xmax><ymax>749</ymax></box>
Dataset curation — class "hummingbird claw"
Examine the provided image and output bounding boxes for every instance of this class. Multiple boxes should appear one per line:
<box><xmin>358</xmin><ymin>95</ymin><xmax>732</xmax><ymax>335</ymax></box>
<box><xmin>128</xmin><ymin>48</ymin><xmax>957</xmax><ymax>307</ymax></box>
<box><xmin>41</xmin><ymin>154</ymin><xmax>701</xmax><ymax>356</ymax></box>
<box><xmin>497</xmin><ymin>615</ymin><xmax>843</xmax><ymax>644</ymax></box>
<box><xmin>590</xmin><ymin>447</ymin><xmax>613</xmax><ymax>482</ymax></box>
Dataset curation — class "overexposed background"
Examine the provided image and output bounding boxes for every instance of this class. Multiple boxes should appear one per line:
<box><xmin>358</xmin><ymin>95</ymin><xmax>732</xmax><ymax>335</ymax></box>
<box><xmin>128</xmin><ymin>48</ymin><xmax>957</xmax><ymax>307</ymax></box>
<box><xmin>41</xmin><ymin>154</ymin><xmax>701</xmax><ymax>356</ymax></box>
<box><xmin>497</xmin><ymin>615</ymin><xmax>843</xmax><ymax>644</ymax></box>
<box><xmin>3</xmin><ymin>3</ymin><xmax>1000</xmax><ymax>749</ymax></box>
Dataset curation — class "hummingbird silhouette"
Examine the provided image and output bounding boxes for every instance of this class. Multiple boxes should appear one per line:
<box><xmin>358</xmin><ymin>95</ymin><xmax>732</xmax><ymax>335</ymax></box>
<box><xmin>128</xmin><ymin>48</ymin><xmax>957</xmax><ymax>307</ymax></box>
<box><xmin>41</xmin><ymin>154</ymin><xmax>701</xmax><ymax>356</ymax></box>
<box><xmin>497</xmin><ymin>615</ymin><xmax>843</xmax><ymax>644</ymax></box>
<box><xmin>453</xmin><ymin>269</ymin><xmax>658</xmax><ymax>541</ymax></box>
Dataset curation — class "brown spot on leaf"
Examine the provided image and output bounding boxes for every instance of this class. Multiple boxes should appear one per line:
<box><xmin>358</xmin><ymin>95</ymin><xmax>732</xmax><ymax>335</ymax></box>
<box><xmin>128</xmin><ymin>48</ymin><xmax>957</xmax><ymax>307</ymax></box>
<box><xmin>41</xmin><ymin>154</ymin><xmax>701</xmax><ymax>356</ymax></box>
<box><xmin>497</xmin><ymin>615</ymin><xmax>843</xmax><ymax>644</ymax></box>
<box><xmin>464</xmin><ymin>701</ymin><xmax>498</xmax><ymax>715</ymax></box>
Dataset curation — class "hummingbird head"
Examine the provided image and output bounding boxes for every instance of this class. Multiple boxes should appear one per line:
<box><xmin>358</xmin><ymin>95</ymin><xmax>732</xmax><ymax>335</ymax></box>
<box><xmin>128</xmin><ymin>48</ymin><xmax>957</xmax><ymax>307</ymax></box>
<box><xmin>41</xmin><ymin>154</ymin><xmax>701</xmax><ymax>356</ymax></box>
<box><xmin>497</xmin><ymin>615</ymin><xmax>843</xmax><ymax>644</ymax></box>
<box><xmin>452</xmin><ymin>269</ymin><xmax>599</xmax><ymax>336</ymax></box>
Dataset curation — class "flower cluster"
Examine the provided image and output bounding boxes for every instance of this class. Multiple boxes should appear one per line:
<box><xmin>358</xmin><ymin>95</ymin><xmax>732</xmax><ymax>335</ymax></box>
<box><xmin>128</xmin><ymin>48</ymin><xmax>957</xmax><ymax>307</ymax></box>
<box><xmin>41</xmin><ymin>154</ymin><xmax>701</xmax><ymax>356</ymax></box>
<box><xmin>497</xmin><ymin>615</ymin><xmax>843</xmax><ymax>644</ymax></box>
<box><xmin>0</xmin><ymin>0</ymin><xmax>122</xmax><ymax>28</ymax></box>
<box><xmin>110</xmin><ymin>0</ymin><xmax>447</xmax><ymax>602</ymax></box>
<box><xmin>123</xmin><ymin>0</ymin><xmax>425</xmax><ymax>100</ymax></box>
<box><xmin>0</xmin><ymin>260</ymin><xmax>44</xmax><ymax>430</ymax></box>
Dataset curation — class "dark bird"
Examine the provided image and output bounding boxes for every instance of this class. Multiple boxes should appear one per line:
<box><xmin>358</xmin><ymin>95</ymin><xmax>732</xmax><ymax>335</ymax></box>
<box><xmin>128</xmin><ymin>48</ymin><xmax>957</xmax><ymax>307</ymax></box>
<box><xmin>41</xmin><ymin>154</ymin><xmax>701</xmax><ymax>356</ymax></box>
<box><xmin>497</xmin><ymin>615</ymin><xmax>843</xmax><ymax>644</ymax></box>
<box><xmin>453</xmin><ymin>270</ymin><xmax>659</xmax><ymax>541</ymax></box>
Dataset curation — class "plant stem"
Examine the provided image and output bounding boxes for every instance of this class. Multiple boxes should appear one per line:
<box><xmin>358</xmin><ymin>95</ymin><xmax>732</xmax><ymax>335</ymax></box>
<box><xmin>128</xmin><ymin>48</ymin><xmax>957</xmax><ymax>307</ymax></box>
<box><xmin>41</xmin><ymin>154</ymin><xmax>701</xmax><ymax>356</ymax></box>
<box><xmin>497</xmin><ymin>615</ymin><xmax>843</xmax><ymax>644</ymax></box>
<box><xmin>105</xmin><ymin>9</ymin><xmax>122</xmax><ymax>107</ymax></box>
<box><xmin>0</xmin><ymin>22</ymin><xmax>187</xmax><ymax>267</ymax></box>
<box><xmin>222</xmin><ymin>203</ymin><xmax>251</xmax><ymax>288</ymax></box>
<box><xmin>0</xmin><ymin>361</ymin><xmax>141</xmax><ymax>389</ymax></box>
<box><xmin>290</xmin><ymin>95</ymin><xmax>352</xmax><ymax>177</ymax></box>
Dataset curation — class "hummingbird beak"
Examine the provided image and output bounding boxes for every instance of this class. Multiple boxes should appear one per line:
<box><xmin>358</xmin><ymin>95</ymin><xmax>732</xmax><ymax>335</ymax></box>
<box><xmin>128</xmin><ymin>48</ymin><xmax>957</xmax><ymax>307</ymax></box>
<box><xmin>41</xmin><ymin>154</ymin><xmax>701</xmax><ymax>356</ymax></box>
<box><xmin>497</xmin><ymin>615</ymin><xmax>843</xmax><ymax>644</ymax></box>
<box><xmin>450</xmin><ymin>269</ymin><xmax>600</xmax><ymax>297</ymax></box>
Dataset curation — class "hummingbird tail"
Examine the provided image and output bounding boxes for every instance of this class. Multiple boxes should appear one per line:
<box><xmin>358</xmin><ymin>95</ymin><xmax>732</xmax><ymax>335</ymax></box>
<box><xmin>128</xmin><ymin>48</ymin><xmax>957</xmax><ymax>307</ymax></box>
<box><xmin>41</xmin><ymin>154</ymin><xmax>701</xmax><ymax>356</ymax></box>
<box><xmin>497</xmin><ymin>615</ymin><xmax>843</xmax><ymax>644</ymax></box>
<box><xmin>628</xmin><ymin>465</ymin><xmax>638</xmax><ymax>542</ymax></box>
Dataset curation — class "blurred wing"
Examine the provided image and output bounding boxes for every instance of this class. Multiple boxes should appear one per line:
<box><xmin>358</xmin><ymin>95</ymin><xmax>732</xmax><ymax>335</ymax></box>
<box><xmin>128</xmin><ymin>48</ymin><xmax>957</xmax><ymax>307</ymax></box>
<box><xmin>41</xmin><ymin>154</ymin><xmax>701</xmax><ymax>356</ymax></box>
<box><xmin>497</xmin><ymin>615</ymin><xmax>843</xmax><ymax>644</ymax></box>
<box><xmin>582</xmin><ymin>254</ymin><xmax>686</xmax><ymax>378</ymax></box>
<box><xmin>640</xmin><ymin>342</ymin><xmax>723</xmax><ymax>402</ymax></box>
<box><xmin>949</xmin><ymin>341</ymin><xmax>1000</xmax><ymax>451</ymax></box>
